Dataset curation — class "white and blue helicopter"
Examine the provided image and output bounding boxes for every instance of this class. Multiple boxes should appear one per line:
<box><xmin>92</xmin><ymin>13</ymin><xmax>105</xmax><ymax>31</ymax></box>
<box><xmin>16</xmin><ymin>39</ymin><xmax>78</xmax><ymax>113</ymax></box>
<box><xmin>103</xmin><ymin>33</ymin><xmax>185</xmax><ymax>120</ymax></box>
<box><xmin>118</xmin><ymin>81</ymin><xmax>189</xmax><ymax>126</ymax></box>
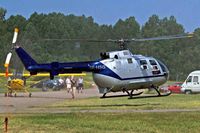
<box><xmin>6</xmin><ymin>28</ymin><xmax>192</xmax><ymax>99</ymax></box>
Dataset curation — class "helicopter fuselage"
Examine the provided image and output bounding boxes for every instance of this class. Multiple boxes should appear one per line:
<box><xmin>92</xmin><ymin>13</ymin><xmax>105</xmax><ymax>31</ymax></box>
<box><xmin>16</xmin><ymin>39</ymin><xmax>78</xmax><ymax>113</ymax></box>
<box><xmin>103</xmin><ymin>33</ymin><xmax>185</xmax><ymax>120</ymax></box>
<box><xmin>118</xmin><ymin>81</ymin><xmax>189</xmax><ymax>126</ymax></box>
<box><xmin>15</xmin><ymin>47</ymin><xmax>169</xmax><ymax>94</ymax></box>
<box><xmin>92</xmin><ymin>50</ymin><xmax>169</xmax><ymax>93</ymax></box>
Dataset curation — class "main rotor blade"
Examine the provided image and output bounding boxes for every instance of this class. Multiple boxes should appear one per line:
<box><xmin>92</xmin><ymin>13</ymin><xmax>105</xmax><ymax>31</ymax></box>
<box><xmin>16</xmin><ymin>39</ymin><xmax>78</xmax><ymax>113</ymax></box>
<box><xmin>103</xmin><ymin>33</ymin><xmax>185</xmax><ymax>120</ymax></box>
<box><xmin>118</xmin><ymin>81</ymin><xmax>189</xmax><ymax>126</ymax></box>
<box><xmin>132</xmin><ymin>33</ymin><xmax>193</xmax><ymax>42</ymax></box>
<box><xmin>42</xmin><ymin>38</ymin><xmax>116</xmax><ymax>42</ymax></box>
<box><xmin>42</xmin><ymin>33</ymin><xmax>193</xmax><ymax>44</ymax></box>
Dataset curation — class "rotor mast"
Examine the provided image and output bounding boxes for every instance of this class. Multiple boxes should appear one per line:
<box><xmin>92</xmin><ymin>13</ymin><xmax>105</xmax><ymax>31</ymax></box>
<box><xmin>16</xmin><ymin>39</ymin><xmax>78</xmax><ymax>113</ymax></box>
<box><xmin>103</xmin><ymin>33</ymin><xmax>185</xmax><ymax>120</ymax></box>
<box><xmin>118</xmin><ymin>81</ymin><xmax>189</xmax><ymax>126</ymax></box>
<box><xmin>117</xmin><ymin>39</ymin><xmax>128</xmax><ymax>50</ymax></box>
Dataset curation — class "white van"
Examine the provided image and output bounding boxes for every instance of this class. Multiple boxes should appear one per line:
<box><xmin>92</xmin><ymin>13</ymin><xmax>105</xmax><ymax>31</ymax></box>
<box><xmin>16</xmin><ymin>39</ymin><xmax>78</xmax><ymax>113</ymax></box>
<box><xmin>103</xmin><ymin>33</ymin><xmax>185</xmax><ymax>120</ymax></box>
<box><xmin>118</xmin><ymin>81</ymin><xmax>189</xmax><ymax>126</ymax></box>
<box><xmin>181</xmin><ymin>70</ymin><xmax>200</xmax><ymax>94</ymax></box>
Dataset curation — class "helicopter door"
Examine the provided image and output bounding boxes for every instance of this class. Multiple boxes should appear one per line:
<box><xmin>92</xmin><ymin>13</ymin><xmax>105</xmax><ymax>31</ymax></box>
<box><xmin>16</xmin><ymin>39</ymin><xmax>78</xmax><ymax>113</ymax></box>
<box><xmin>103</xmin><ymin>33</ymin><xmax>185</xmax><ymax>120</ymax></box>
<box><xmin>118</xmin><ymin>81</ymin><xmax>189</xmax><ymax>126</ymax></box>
<box><xmin>116</xmin><ymin>61</ymin><xmax>122</xmax><ymax>71</ymax></box>
<box><xmin>126</xmin><ymin>58</ymin><xmax>134</xmax><ymax>73</ymax></box>
<box><xmin>139</xmin><ymin>59</ymin><xmax>149</xmax><ymax>77</ymax></box>
<box><xmin>115</xmin><ymin>60</ymin><xmax>128</xmax><ymax>77</ymax></box>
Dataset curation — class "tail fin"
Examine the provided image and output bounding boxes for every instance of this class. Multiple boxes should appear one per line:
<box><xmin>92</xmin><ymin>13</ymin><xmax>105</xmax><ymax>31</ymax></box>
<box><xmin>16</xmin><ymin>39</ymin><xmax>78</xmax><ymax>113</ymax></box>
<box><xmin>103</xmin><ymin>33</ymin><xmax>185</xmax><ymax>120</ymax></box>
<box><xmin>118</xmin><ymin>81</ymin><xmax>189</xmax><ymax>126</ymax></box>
<box><xmin>15</xmin><ymin>47</ymin><xmax>38</xmax><ymax>69</ymax></box>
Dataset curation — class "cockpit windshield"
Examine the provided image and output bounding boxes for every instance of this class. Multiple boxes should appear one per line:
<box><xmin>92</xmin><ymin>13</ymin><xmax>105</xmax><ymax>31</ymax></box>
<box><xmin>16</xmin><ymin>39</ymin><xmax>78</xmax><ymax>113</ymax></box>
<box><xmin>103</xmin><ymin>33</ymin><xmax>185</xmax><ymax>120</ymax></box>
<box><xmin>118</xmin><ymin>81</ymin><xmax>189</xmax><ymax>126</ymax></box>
<box><xmin>157</xmin><ymin>60</ymin><xmax>169</xmax><ymax>73</ymax></box>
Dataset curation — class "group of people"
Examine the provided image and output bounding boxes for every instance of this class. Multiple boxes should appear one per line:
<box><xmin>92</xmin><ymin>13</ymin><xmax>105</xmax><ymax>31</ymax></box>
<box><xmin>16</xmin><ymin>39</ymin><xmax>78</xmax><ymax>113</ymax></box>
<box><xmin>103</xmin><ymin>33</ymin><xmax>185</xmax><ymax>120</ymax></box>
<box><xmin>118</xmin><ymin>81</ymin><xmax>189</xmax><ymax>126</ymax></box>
<box><xmin>65</xmin><ymin>76</ymin><xmax>84</xmax><ymax>99</ymax></box>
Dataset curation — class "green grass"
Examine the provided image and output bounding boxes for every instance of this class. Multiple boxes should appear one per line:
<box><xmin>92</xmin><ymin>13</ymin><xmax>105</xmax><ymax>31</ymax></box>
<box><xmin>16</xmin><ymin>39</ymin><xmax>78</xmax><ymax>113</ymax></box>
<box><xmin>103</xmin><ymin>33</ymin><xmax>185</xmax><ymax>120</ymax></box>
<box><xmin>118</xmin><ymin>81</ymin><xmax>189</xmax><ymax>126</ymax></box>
<box><xmin>1</xmin><ymin>112</ymin><xmax>200</xmax><ymax>133</ymax></box>
<box><xmin>1</xmin><ymin>79</ymin><xmax>200</xmax><ymax>132</ymax></box>
<box><xmin>0</xmin><ymin>78</ymin><xmax>7</xmax><ymax>93</ymax></box>
<box><xmin>44</xmin><ymin>94</ymin><xmax>200</xmax><ymax>111</ymax></box>
<box><xmin>0</xmin><ymin>92</ymin><xmax>200</xmax><ymax>132</ymax></box>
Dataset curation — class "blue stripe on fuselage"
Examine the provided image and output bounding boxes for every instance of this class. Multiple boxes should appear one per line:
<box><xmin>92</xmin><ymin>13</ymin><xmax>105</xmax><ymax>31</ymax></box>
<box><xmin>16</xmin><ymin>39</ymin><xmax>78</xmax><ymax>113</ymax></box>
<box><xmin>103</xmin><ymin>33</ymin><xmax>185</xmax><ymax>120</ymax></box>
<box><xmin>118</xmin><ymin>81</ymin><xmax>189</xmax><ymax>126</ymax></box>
<box><xmin>96</xmin><ymin>62</ymin><xmax>165</xmax><ymax>80</ymax></box>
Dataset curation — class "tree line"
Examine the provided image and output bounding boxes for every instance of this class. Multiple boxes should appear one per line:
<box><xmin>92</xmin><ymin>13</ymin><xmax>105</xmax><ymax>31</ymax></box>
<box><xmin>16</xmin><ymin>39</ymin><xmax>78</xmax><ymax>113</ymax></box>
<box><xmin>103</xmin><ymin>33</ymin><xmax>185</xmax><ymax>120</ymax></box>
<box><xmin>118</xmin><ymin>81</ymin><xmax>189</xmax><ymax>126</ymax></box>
<box><xmin>0</xmin><ymin>7</ymin><xmax>200</xmax><ymax>80</ymax></box>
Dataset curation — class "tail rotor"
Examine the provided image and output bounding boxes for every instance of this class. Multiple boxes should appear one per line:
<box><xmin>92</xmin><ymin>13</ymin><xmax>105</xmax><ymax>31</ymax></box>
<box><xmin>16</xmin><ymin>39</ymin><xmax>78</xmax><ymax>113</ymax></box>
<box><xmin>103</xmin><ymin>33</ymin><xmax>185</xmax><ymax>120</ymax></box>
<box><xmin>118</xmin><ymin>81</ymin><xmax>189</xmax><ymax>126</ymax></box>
<box><xmin>4</xmin><ymin>28</ymin><xmax>19</xmax><ymax>77</ymax></box>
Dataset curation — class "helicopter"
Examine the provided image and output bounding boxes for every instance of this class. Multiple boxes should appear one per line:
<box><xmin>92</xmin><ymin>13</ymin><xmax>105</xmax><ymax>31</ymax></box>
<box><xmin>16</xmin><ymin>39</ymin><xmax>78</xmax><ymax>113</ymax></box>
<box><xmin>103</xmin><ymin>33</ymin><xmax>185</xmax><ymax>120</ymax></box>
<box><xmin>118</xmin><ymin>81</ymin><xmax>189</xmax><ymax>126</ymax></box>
<box><xmin>7</xmin><ymin>28</ymin><xmax>192</xmax><ymax>99</ymax></box>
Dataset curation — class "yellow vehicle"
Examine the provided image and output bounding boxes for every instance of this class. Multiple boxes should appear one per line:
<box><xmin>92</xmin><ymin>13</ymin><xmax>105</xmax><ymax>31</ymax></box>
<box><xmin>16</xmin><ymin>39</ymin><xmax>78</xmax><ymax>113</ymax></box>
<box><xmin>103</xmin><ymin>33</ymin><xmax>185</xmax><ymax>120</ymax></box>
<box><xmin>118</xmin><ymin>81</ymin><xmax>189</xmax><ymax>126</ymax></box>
<box><xmin>6</xmin><ymin>78</ymin><xmax>31</xmax><ymax>97</ymax></box>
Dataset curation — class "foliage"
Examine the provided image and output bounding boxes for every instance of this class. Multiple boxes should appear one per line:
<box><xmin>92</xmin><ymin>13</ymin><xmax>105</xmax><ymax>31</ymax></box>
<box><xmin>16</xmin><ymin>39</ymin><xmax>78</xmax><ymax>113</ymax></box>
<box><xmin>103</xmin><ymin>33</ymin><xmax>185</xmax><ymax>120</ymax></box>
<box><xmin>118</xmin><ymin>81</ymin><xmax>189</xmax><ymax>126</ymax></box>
<box><xmin>0</xmin><ymin>7</ymin><xmax>199</xmax><ymax>80</ymax></box>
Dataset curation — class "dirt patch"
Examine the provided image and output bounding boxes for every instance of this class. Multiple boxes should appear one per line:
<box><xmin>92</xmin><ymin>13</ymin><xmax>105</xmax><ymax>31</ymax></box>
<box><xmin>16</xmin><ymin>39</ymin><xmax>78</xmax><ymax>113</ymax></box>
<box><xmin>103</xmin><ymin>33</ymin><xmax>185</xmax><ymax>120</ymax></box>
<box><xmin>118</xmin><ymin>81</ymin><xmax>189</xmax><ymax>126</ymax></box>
<box><xmin>0</xmin><ymin>88</ymin><xmax>99</xmax><ymax>113</ymax></box>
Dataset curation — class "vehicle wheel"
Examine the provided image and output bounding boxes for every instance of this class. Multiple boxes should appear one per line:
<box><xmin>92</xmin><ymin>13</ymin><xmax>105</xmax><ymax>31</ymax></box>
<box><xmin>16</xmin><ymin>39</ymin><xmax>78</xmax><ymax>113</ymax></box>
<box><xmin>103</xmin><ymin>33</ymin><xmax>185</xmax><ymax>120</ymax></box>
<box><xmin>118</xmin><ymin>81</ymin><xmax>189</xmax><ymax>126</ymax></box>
<box><xmin>185</xmin><ymin>90</ymin><xmax>192</xmax><ymax>94</ymax></box>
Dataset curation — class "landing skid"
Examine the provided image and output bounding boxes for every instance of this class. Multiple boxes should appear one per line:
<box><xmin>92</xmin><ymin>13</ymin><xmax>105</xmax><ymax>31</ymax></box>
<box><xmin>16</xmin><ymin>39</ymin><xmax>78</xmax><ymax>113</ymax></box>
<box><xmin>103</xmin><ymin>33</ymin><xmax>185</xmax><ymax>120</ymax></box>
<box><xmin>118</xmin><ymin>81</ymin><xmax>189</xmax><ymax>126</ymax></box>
<box><xmin>100</xmin><ymin>90</ymin><xmax>143</xmax><ymax>99</ymax></box>
<box><xmin>100</xmin><ymin>86</ymin><xmax>171</xmax><ymax>99</ymax></box>
<box><xmin>129</xmin><ymin>86</ymin><xmax>171</xmax><ymax>99</ymax></box>
<box><xmin>129</xmin><ymin>91</ymin><xmax>171</xmax><ymax>99</ymax></box>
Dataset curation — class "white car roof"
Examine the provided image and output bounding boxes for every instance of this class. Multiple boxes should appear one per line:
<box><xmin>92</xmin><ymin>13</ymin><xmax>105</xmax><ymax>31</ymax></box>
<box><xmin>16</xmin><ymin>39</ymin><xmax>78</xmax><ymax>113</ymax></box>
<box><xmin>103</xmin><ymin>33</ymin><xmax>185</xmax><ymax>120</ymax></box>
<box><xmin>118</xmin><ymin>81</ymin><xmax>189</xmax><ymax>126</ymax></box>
<box><xmin>189</xmin><ymin>70</ymin><xmax>200</xmax><ymax>75</ymax></box>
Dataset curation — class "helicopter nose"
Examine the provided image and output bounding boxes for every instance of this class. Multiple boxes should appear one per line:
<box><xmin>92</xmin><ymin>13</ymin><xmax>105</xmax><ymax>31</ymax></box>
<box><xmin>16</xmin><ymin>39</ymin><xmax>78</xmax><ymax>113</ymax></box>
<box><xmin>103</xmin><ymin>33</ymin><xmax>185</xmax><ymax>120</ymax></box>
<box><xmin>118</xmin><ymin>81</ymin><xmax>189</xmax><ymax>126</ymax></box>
<box><xmin>157</xmin><ymin>60</ymin><xmax>169</xmax><ymax>80</ymax></box>
<box><xmin>162</xmin><ymin>64</ymin><xmax>169</xmax><ymax>80</ymax></box>
<box><xmin>164</xmin><ymin>70</ymin><xmax>169</xmax><ymax>80</ymax></box>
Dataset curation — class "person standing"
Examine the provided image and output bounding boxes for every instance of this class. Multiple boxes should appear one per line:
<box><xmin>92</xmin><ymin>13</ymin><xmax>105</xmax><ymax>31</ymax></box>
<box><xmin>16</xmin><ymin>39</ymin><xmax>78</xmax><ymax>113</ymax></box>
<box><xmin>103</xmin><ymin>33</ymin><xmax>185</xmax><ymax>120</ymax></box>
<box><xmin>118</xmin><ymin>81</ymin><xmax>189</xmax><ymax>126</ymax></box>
<box><xmin>70</xmin><ymin>76</ymin><xmax>77</xmax><ymax>99</ymax></box>
<box><xmin>78</xmin><ymin>77</ymin><xmax>84</xmax><ymax>93</ymax></box>
<box><xmin>58</xmin><ymin>77</ymin><xmax>64</xmax><ymax>85</ymax></box>
<box><xmin>65</xmin><ymin>76</ymin><xmax>71</xmax><ymax>93</ymax></box>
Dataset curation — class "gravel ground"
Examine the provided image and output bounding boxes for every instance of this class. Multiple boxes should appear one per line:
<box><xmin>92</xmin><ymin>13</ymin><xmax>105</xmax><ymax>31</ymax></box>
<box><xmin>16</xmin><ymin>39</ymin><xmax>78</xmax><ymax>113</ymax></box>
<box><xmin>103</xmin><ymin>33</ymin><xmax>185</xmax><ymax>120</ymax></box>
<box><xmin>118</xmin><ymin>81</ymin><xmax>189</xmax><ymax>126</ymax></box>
<box><xmin>1</xmin><ymin>88</ymin><xmax>200</xmax><ymax>114</ymax></box>
<box><xmin>0</xmin><ymin>88</ymin><xmax>99</xmax><ymax>113</ymax></box>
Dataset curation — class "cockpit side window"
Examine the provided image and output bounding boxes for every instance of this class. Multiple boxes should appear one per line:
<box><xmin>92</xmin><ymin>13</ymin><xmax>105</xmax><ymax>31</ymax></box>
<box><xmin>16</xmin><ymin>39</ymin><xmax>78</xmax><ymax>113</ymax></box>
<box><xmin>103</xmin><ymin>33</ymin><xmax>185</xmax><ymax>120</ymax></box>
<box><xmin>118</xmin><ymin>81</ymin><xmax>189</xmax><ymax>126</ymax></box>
<box><xmin>149</xmin><ymin>60</ymin><xmax>158</xmax><ymax>70</ymax></box>
<box><xmin>149</xmin><ymin>59</ymin><xmax>161</xmax><ymax>74</ymax></box>
<box><xmin>127</xmin><ymin>58</ymin><xmax>133</xmax><ymax>64</ymax></box>
<box><xmin>140</xmin><ymin>60</ymin><xmax>147</xmax><ymax>65</ymax></box>
<box><xmin>140</xmin><ymin>60</ymin><xmax>148</xmax><ymax>69</ymax></box>
<box><xmin>149</xmin><ymin>60</ymin><xmax>157</xmax><ymax>65</ymax></box>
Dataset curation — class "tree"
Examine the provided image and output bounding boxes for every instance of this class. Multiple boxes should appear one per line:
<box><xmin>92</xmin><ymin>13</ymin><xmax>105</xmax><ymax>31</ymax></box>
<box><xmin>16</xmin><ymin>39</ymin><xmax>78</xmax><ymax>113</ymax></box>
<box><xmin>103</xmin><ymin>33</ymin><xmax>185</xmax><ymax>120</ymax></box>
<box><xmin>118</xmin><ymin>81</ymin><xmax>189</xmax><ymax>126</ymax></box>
<box><xmin>0</xmin><ymin>10</ymin><xmax>198</xmax><ymax>80</ymax></box>
<box><xmin>0</xmin><ymin>7</ymin><xmax>6</xmax><ymax>21</ymax></box>
<box><xmin>113</xmin><ymin>17</ymin><xmax>140</xmax><ymax>38</ymax></box>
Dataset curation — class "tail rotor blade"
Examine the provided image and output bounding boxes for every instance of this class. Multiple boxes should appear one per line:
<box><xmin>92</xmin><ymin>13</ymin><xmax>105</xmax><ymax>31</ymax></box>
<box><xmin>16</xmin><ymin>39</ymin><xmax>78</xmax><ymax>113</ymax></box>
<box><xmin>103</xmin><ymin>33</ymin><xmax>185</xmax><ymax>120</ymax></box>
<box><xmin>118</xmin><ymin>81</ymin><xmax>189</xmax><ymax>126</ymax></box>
<box><xmin>4</xmin><ymin>52</ymin><xmax>12</xmax><ymax>77</ymax></box>
<box><xmin>4</xmin><ymin>52</ymin><xmax>12</xmax><ymax>68</ymax></box>
<box><xmin>12</xmin><ymin>28</ymin><xmax>19</xmax><ymax>44</ymax></box>
<box><xmin>4</xmin><ymin>28</ymin><xmax>19</xmax><ymax>77</ymax></box>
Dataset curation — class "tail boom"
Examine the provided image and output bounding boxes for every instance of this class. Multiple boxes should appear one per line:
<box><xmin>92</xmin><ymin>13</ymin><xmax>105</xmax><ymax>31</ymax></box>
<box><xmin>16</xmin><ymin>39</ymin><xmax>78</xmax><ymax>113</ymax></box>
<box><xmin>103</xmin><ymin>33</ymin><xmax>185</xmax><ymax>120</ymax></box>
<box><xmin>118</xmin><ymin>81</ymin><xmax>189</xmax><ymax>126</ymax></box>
<box><xmin>15</xmin><ymin>46</ymin><xmax>102</xmax><ymax>79</ymax></box>
<box><xmin>15</xmin><ymin>46</ymin><xmax>38</xmax><ymax>69</ymax></box>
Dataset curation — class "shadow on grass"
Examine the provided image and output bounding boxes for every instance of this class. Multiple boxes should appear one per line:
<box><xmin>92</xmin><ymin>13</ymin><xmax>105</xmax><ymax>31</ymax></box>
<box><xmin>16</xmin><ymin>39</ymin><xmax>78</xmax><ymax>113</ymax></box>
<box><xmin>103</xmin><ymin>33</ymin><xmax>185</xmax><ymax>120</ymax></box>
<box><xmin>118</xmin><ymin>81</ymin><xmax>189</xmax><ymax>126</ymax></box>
<box><xmin>57</xmin><ymin>103</ymin><xmax>160</xmax><ymax>108</ymax></box>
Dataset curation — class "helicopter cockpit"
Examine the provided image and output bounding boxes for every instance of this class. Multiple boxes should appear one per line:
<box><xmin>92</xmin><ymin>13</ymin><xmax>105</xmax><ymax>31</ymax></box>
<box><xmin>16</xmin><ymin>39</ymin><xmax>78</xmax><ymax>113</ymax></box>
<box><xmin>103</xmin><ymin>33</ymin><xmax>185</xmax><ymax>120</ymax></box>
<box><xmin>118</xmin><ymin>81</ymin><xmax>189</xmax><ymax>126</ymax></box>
<box><xmin>133</xmin><ymin>54</ymin><xmax>162</xmax><ymax>75</ymax></box>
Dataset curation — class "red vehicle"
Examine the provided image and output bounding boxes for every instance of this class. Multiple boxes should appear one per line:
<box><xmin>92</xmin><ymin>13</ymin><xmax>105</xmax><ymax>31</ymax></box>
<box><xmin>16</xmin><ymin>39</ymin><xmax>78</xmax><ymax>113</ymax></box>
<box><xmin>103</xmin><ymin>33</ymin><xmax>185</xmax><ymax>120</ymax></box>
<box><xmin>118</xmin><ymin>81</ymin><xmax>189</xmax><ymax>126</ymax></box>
<box><xmin>168</xmin><ymin>82</ymin><xmax>182</xmax><ymax>93</ymax></box>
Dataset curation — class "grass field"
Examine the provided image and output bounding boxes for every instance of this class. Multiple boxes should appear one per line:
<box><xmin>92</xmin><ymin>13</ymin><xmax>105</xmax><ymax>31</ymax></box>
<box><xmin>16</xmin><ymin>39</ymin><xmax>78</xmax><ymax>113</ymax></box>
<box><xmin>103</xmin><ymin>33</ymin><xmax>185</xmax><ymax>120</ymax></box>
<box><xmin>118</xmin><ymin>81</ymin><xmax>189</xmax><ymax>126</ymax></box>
<box><xmin>1</xmin><ymin>94</ymin><xmax>200</xmax><ymax>132</ymax></box>
<box><xmin>1</xmin><ymin>112</ymin><xmax>200</xmax><ymax>133</ymax></box>
<box><xmin>45</xmin><ymin>94</ymin><xmax>200</xmax><ymax>111</ymax></box>
<box><xmin>1</xmin><ymin>78</ymin><xmax>200</xmax><ymax>133</ymax></box>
